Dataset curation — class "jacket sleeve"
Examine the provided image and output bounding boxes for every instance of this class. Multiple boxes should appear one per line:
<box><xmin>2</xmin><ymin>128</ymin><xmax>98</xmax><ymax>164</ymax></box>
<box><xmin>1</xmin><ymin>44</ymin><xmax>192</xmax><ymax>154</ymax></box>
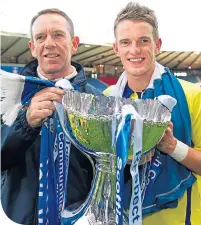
<box><xmin>1</xmin><ymin>109</ymin><xmax>40</xmax><ymax>171</ymax></box>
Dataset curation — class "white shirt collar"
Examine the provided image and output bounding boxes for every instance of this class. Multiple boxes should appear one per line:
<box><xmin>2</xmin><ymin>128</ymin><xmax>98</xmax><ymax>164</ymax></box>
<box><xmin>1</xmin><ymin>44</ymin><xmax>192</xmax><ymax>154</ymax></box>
<box><xmin>146</xmin><ymin>62</ymin><xmax>165</xmax><ymax>90</ymax></box>
<box><xmin>37</xmin><ymin>66</ymin><xmax>77</xmax><ymax>81</ymax></box>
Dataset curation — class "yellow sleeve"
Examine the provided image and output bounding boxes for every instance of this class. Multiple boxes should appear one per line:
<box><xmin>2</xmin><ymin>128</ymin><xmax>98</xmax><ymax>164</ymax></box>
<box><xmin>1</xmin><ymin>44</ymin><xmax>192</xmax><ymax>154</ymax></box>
<box><xmin>179</xmin><ymin>79</ymin><xmax>201</xmax><ymax>150</ymax></box>
<box><xmin>179</xmin><ymin>79</ymin><xmax>201</xmax><ymax>197</ymax></box>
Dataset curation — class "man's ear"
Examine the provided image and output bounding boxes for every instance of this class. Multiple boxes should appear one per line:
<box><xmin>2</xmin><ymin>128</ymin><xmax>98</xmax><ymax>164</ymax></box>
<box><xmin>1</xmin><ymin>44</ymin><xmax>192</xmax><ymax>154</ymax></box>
<box><xmin>28</xmin><ymin>41</ymin><xmax>37</xmax><ymax>58</ymax></box>
<box><xmin>113</xmin><ymin>42</ymin><xmax>120</xmax><ymax>57</ymax></box>
<box><xmin>155</xmin><ymin>38</ymin><xmax>162</xmax><ymax>54</ymax></box>
<box><xmin>72</xmin><ymin>36</ymin><xmax>80</xmax><ymax>54</ymax></box>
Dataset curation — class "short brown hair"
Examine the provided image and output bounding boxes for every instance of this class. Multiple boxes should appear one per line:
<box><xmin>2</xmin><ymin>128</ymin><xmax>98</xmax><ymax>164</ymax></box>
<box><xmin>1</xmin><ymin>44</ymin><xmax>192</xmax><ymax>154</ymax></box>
<box><xmin>114</xmin><ymin>2</ymin><xmax>159</xmax><ymax>39</ymax></box>
<box><xmin>30</xmin><ymin>8</ymin><xmax>74</xmax><ymax>39</ymax></box>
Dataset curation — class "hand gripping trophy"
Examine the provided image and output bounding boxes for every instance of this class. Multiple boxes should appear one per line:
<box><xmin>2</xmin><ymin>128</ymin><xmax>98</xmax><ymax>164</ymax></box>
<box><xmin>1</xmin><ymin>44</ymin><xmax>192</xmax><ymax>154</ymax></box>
<box><xmin>56</xmin><ymin>86</ymin><xmax>176</xmax><ymax>225</ymax></box>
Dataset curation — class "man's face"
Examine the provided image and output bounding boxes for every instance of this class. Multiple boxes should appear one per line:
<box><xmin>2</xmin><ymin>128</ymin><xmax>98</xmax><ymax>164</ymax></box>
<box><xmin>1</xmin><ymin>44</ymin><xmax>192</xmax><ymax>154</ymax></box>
<box><xmin>29</xmin><ymin>13</ymin><xmax>79</xmax><ymax>79</ymax></box>
<box><xmin>113</xmin><ymin>20</ymin><xmax>161</xmax><ymax>79</ymax></box>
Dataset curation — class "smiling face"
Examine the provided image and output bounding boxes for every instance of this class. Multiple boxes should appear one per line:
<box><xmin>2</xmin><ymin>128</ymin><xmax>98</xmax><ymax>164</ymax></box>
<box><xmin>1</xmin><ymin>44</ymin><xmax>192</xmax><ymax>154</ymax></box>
<box><xmin>113</xmin><ymin>20</ymin><xmax>161</xmax><ymax>80</ymax></box>
<box><xmin>29</xmin><ymin>13</ymin><xmax>79</xmax><ymax>80</ymax></box>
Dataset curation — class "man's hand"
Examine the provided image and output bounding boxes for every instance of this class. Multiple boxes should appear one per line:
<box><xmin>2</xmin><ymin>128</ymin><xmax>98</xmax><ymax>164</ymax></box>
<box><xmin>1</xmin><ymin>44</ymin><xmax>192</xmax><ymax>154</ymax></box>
<box><xmin>157</xmin><ymin>122</ymin><xmax>201</xmax><ymax>175</ymax></box>
<box><xmin>157</xmin><ymin>122</ymin><xmax>177</xmax><ymax>154</ymax></box>
<box><xmin>26</xmin><ymin>87</ymin><xmax>64</xmax><ymax>128</ymax></box>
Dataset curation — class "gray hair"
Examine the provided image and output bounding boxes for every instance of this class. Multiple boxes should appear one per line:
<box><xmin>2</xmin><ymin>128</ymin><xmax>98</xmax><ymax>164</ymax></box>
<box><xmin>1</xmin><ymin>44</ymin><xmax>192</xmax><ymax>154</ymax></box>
<box><xmin>114</xmin><ymin>2</ymin><xmax>159</xmax><ymax>39</ymax></box>
<box><xmin>30</xmin><ymin>8</ymin><xmax>74</xmax><ymax>40</ymax></box>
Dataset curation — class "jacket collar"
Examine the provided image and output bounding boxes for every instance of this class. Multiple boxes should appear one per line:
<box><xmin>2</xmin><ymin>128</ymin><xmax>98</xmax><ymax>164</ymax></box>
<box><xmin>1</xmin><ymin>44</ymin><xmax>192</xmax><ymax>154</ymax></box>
<box><xmin>19</xmin><ymin>59</ymin><xmax>87</xmax><ymax>86</ymax></box>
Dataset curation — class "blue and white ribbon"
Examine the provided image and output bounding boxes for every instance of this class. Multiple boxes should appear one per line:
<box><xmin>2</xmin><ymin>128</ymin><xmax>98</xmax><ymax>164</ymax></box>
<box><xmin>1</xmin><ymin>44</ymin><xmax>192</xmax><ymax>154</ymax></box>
<box><xmin>115</xmin><ymin>114</ymin><xmax>132</xmax><ymax>225</ymax></box>
<box><xmin>55</xmin><ymin>114</ymin><xmax>71</xmax><ymax>220</ymax></box>
<box><xmin>115</xmin><ymin>104</ymin><xmax>143</xmax><ymax>225</ymax></box>
<box><xmin>38</xmin><ymin>112</ymin><xmax>71</xmax><ymax>225</ymax></box>
<box><xmin>128</xmin><ymin>105</ymin><xmax>143</xmax><ymax>225</ymax></box>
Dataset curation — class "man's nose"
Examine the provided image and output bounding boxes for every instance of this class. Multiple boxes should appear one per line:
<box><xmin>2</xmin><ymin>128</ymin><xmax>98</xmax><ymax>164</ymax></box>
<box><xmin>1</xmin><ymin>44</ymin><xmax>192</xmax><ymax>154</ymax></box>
<box><xmin>129</xmin><ymin>42</ymin><xmax>140</xmax><ymax>54</ymax></box>
<box><xmin>44</xmin><ymin>35</ymin><xmax>56</xmax><ymax>48</ymax></box>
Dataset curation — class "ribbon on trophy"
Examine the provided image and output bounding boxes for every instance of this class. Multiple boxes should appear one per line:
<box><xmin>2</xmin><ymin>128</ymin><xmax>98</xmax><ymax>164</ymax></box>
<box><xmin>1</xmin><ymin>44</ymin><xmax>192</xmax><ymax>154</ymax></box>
<box><xmin>128</xmin><ymin>107</ymin><xmax>143</xmax><ymax>225</ymax></box>
<box><xmin>115</xmin><ymin>105</ymin><xmax>143</xmax><ymax>225</ymax></box>
<box><xmin>115</xmin><ymin>113</ymin><xmax>132</xmax><ymax>225</ymax></box>
<box><xmin>38</xmin><ymin>114</ymin><xmax>71</xmax><ymax>225</ymax></box>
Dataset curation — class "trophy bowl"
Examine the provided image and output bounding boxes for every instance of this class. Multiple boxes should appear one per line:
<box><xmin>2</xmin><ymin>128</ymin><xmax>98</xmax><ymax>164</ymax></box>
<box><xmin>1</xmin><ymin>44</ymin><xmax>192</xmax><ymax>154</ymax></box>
<box><xmin>59</xmin><ymin>90</ymin><xmax>172</xmax><ymax>225</ymax></box>
<box><xmin>62</xmin><ymin>91</ymin><xmax>171</xmax><ymax>163</ymax></box>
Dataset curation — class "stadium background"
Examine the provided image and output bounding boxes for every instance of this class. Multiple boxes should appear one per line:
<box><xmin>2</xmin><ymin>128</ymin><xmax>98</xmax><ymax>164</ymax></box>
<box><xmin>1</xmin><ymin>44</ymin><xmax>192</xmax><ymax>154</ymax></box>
<box><xmin>1</xmin><ymin>31</ymin><xmax>201</xmax><ymax>92</ymax></box>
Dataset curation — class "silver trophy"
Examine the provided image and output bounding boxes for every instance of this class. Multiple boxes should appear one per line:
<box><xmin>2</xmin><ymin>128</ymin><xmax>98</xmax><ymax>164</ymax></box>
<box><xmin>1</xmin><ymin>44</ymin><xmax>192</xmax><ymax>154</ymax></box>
<box><xmin>57</xmin><ymin>90</ymin><xmax>175</xmax><ymax>225</ymax></box>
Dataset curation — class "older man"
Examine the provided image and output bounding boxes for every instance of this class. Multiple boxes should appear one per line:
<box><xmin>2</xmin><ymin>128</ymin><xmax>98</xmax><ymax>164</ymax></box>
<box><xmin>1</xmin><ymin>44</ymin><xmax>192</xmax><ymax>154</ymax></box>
<box><xmin>1</xmin><ymin>8</ymin><xmax>100</xmax><ymax>224</ymax></box>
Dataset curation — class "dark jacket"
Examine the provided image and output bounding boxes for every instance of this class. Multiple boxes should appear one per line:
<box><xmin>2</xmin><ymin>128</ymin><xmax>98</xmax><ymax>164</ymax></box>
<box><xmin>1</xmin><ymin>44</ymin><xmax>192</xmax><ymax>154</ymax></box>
<box><xmin>1</xmin><ymin>60</ymin><xmax>101</xmax><ymax>224</ymax></box>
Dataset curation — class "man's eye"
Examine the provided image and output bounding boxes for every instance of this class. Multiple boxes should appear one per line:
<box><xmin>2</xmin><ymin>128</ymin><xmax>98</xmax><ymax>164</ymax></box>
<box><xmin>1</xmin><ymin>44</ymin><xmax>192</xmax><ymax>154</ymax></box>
<box><xmin>120</xmin><ymin>40</ymin><xmax>129</xmax><ymax>46</ymax></box>
<box><xmin>54</xmin><ymin>33</ymin><xmax>64</xmax><ymax>39</ymax></box>
<box><xmin>36</xmin><ymin>36</ymin><xmax>45</xmax><ymax>42</ymax></box>
<box><xmin>140</xmin><ymin>38</ymin><xmax>149</xmax><ymax>44</ymax></box>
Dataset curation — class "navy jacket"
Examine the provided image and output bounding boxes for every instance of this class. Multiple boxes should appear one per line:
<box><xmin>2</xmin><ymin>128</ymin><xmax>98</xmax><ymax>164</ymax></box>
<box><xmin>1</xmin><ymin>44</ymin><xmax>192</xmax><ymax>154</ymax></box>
<box><xmin>1</xmin><ymin>60</ymin><xmax>101</xmax><ymax>224</ymax></box>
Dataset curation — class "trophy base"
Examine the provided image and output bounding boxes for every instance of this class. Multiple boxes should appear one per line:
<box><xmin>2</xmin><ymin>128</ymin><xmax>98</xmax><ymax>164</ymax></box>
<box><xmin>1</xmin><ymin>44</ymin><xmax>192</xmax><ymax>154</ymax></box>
<box><xmin>75</xmin><ymin>210</ymin><xmax>127</xmax><ymax>225</ymax></box>
<box><xmin>72</xmin><ymin>153</ymin><xmax>129</xmax><ymax>225</ymax></box>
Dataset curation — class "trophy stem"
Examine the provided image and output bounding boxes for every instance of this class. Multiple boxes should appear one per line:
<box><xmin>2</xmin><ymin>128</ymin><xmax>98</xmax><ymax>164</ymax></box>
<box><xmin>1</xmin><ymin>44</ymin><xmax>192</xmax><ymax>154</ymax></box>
<box><xmin>85</xmin><ymin>153</ymin><xmax>116</xmax><ymax>225</ymax></box>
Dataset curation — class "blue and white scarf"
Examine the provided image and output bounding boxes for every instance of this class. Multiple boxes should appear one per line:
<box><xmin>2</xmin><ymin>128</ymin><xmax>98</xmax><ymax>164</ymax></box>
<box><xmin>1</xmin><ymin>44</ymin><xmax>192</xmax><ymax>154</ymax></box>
<box><xmin>107</xmin><ymin>63</ymin><xmax>196</xmax><ymax>215</ymax></box>
<box><xmin>0</xmin><ymin>69</ymin><xmax>73</xmax><ymax>225</ymax></box>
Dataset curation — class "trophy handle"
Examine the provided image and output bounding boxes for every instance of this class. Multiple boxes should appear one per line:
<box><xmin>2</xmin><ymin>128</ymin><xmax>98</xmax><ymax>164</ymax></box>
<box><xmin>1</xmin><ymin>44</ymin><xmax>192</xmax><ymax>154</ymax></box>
<box><xmin>55</xmin><ymin>103</ymin><xmax>101</xmax><ymax>224</ymax></box>
<box><xmin>61</xmin><ymin>165</ymin><xmax>100</xmax><ymax>224</ymax></box>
